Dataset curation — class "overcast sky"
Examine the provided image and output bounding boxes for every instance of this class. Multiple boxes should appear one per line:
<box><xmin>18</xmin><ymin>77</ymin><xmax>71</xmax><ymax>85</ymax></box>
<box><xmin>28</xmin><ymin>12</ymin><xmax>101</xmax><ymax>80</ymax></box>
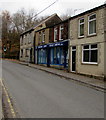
<box><xmin>0</xmin><ymin>0</ymin><xmax>105</xmax><ymax>17</ymax></box>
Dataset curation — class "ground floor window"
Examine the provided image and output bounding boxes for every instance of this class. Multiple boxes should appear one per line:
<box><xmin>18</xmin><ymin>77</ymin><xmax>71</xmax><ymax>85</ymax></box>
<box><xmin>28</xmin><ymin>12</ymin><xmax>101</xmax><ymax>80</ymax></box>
<box><xmin>20</xmin><ymin>49</ymin><xmax>23</xmax><ymax>57</ymax></box>
<box><xmin>25</xmin><ymin>49</ymin><xmax>29</xmax><ymax>57</ymax></box>
<box><xmin>82</xmin><ymin>44</ymin><xmax>98</xmax><ymax>64</ymax></box>
<box><xmin>38</xmin><ymin>48</ymin><xmax>47</xmax><ymax>64</ymax></box>
<box><xmin>50</xmin><ymin>47</ymin><xmax>66</xmax><ymax>65</ymax></box>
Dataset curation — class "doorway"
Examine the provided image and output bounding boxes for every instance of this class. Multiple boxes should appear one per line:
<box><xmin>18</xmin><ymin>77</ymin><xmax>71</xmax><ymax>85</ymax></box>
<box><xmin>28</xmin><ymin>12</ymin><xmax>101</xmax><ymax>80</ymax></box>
<box><xmin>71</xmin><ymin>46</ymin><xmax>76</xmax><ymax>72</ymax></box>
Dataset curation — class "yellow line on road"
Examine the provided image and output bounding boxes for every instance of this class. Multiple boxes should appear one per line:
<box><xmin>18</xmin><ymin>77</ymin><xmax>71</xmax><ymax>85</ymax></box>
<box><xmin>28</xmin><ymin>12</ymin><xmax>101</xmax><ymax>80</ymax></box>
<box><xmin>1</xmin><ymin>78</ymin><xmax>16</xmax><ymax>118</ymax></box>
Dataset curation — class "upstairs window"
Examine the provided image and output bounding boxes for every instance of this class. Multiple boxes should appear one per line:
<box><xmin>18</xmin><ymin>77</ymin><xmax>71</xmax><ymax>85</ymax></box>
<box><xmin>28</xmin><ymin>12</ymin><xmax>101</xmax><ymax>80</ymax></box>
<box><xmin>79</xmin><ymin>18</ymin><xmax>84</xmax><ymax>37</ymax></box>
<box><xmin>59</xmin><ymin>25</ymin><xmax>64</xmax><ymax>40</ymax></box>
<box><xmin>21</xmin><ymin>37</ymin><xmax>23</xmax><ymax>45</ymax></box>
<box><xmin>24</xmin><ymin>35</ymin><xmax>27</xmax><ymax>45</ymax></box>
<box><xmin>88</xmin><ymin>14</ymin><xmax>96</xmax><ymax>35</ymax></box>
<box><xmin>28</xmin><ymin>33</ymin><xmax>31</xmax><ymax>44</ymax></box>
<box><xmin>24</xmin><ymin>35</ymin><xmax>25</xmax><ymax>39</ymax></box>
<box><xmin>39</xmin><ymin>32</ymin><xmax>42</xmax><ymax>44</ymax></box>
<box><xmin>42</xmin><ymin>31</ymin><xmax>45</xmax><ymax>43</ymax></box>
<box><xmin>82</xmin><ymin>44</ymin><xmax>98</xmax><ymax>64</ymax></box>
<box><xmin>54</xmin><ymin>27</ymin><xmax>58</xmax><ymax>42</ymax></box>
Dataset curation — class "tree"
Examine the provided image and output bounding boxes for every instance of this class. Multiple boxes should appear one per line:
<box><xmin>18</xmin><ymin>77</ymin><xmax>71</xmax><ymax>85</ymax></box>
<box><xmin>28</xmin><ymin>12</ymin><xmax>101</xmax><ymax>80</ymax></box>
<box><xmin>12</xmin><ymin>8</ymin><xmax>38</xmax><ymax>33</ymax></box>
<box><xmin>60</xmin><ymin>9</ymin><xmax>73</xmax><ymax>20</ymax></box>
<box><xmin>2</xmin><ymin>10</ymin><xmax>11</xmax><ymax>41</ymax></box>
<box><xmin>1</xmin><ymin>8</ymin><xmax>50</xmax><ymax>59</ymax></box>
<box><xmin>1</xmin><ymin>10</ymin><xmax>12</xmax><ymax>58</ymax></box>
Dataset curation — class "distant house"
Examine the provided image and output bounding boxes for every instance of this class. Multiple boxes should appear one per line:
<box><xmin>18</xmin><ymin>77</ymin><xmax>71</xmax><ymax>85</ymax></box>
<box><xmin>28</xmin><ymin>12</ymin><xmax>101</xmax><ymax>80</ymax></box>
<box><xmin>20</xmin><ymin>3</ymin><xmax>106</xmax><ymax>80</ymax></box>
<box><xmin>20</xmin><ymin>27</ymin><xmax>34</xmax><ymax>63</ymax></box>
<box><xmin>69</xmin><ymin>3</ymin><xmax>106</xmax><ymax>79</ymax></box>
<box><xmin>35</xmin><ymin>18</ymin><xmax>69</xmax><ymax>69</ymax></box>
<box><xmin>20</xmin><ymin>13</ymin><xmax>61</xmax><ymax>63</ymax></box>
<box><xmin>34</xmin><ymin>13</ymin><xmax>62</xmax><ymax>64</ymax></box>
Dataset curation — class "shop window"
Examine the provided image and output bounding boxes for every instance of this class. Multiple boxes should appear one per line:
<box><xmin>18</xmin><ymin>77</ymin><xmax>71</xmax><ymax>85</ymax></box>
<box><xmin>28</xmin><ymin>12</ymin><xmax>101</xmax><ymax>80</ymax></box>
<box><xmin>54</xmin><ymin>47</ymin><xmax>57</xmax><ymax>64</ymax></box>
<box><xmin>88</xmin><ymin>14</ymin><xmax>96</xmax><ymax>35</ymax></box>
<box><xmin>38</xmin><ymin>49</ymin><xmax>47</xmax><ymax>64</ymax></box>
<box><xmin>57</xmin><ymin>47</ymin><xmax>60</xmax><ymax>64</ymax></box>
<box><xmin>79</xmin><ymin>18</ymin><xmax>84</xmax><ymax>37</ymax></box>
<box><xmin>60</xmin><ymin>47</ymin><xmax>64</xmax><ymax>64</ymax></box>
<box><xmin>50</xmin><ymin>48</ymin><xmax>54</xmax><ymax>64</ymax></box>
<box><xmin>82</xmin><ymin>44</ymin><xmax>98</xmax><ymax>64</ymax></box>
<box><xmin>50</xmin><ymin>47</ymin><xmax>66</xmax><ymax>65</ymax></box>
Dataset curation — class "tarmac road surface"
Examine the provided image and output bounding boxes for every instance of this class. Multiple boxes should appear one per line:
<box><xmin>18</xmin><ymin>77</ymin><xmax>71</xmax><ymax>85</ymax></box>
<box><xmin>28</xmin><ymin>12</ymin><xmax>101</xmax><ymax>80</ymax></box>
<box><xmin>2</xmin><ymin>60</ymin><xmax>104</xmax><ymax>118</ymax></box>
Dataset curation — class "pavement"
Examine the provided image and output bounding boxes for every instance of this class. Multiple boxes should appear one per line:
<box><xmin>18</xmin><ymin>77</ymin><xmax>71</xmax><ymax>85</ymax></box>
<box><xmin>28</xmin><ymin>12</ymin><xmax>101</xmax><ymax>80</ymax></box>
<box><xmin>7</xmin><ymin>59</ymin><xmax>105</xmax><ymax>92</ymax></box>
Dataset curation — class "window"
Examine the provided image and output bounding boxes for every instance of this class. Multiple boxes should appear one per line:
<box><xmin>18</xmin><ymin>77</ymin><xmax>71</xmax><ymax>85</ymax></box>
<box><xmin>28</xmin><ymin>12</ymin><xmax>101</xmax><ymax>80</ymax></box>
<box><xmin>25</xmin><ymin>49</ymin><xmax>29</xmax><ymax>57</ymax></box>
<box><xmin>21</xmin><ymin>49</ymin><xmax>23</xmax><ymax>57</ymax></box>
<box><xmin>21</xmin><ymin>38</ymin><xmax>23</xmax><ymax>45</ymax></box>
<box><xmin>39</xmin><ymin>32</ymin><xmax>42</xmax><ymax>44</ymax></box>
<box><xmin>54</xmin><ymin>27</ymin><xmax>58</xmax><ymax>42</ymax></box>
<box><xmin>28</xmin><ymin>33</ymin><xmax>31</xmax><ymax>44</ymax></box>
<box><xmin>59</xmin><ymin>25</ymin><xmax>64</xmax><ymax>40</ymax></box>
<box><xmin>38</xmin><ymin>49</ymin><xmax>47</xmax><ymax>64</ymax></box>
<box><xmin>50</xmin><ymin>47</ymin><xmax>65</xmax><ymax>65</ymax></box>
<box><xmin>79</xmin><ymin>18</ymin><xmax>84</xmax><ymax>37</ymax></box>
<box><xmin>88</xmin><ymin>14</ymin><xmax>96</xmax><ymax>35</ymax></box>
<box><xmin>24</xmin><ymin>35</ymin><xmax>27</xmax><ymax>45</ymax></box>
<box><xmin>42</xmin><ymin>31</ymin><xmax>45</xmax><ymax>43</ymax></box>
<box><xmin>54</xmin><ymin>47</ymin><xmax>57</xmax><ymax>64</ymax></box>
<box><xmin>24</xmin><ymin>35</ymin><xmax>25</xmax><ymax>39</ymax></box>
<box><xmin>82</xmin><ymin>44</ymin><xmax>98</xmax><ymax>64</ymax></box>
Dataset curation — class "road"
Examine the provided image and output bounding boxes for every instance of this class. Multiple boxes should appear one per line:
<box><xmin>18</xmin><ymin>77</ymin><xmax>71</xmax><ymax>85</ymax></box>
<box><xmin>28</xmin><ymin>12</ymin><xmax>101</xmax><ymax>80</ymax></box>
<box><xmin>2</xmin><ymin>60</ymin><xmax>104</xmax><ymax>118</ymax></box>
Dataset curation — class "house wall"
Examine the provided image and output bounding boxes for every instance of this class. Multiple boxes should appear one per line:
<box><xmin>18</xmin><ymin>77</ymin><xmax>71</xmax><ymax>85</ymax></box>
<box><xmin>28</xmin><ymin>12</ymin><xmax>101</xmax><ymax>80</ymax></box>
<box><xmin>104</xmin><ymin>6</ymin><xmax>106</xmax><ymax>80</ymax></box>
<box><xmin>35</xmin><ymin>23</ymin><xmax>46</xmax><ymax>32</ymax></box>
<box><xmin>69</xmin><ymin>7</ymin><xmax>105</xmax><ymax>79</ymax></box>
<box><xmin>20</xmin><ymin>30</ymin><xmax>34</xmax><ymax>62</ymax></box>
<box><xmin>35</xmin><ymin>28</ymin><xmax>49</xmax><ymax>46</ymax></box>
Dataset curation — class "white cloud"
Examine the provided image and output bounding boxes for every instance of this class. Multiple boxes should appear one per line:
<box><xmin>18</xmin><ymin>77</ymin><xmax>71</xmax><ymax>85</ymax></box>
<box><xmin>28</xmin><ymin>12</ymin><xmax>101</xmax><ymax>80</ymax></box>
<box><xmin>0</xmin><ymin>0</ymin><xmax>105</xmax><ymax>17</ymax></box>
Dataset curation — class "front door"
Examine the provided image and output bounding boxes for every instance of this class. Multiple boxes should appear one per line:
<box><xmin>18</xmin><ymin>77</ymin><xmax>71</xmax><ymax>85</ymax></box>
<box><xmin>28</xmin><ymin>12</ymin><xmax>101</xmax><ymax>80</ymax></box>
<box><xmin>72</xmin><ymin>46</ymin><xmax>76</xmax><ymax>72</ymax></box>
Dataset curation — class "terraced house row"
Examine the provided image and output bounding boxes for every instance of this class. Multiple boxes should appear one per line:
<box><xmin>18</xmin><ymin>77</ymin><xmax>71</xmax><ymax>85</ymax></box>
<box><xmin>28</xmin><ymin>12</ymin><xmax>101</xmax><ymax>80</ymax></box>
<box><xmin>20</xmin><ymin>4</ymin><xmax>106</xmax><ymax>80</ymax></box>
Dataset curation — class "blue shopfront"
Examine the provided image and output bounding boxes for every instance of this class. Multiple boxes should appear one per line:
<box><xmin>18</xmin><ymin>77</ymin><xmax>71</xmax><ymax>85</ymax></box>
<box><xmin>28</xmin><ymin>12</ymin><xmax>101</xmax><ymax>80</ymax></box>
<box><xmin>48</xmin><ymin>40</ymin><xmax>68</xmax><ymax>68</ymax></box>
<box><xmin>36</xmin><ymin>45</ymin><xmax>48</xmax><ymax>65</ymax></box>
<box><xmin>36</xmin><ymin>40</ymin><xmax>68</xmax><ymax>68</ymax></box>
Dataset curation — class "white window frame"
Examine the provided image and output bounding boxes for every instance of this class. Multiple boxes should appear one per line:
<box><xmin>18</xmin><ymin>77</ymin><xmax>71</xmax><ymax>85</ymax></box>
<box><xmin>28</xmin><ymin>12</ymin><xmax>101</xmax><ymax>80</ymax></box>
<box><xmin>82</xmin><ymin>44</ymin><xmax>98</xmax><ymax>64</ymax></box>
<box><xmin>78</xmin><ymin>18</ymin><xmax>84</xmax><ymax>37</ymax></box>
<box><xmin>24</xmin><ymin>35</ymin><xmax>25</xmax><ymax>39</ymax></box>
<box><xmin>54</xmin><ymin>27</ymin><xmax>58</xmax><ymax>42</ymax></box>
<box><xmin>88</xmin><ymin>13</ymin><xmax>96</xmax><ymax>36</ymax></box>
<box><xmin>59</xmin><ymin>24</ymin><xmax>64</xmax><ymax>40</ymax></box>
<box><xmin>42</xmin><ymin>31</ymin><xmax>45</xmax><ymax>43</ymax></box>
